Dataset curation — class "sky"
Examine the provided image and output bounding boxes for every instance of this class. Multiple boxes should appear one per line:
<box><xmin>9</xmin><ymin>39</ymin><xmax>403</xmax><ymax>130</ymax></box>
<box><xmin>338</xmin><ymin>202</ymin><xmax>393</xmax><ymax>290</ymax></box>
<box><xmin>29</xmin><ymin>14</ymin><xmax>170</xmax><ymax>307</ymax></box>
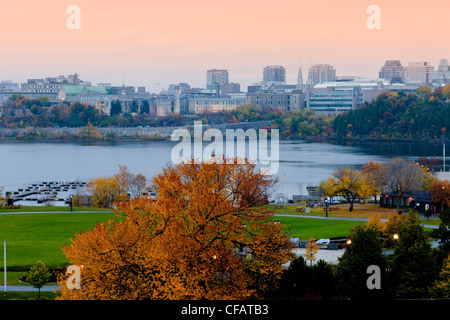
<box><xmin>0</xmin><ymin>0</ymin><xmax>449</xmax><ymax>92</ymax></box>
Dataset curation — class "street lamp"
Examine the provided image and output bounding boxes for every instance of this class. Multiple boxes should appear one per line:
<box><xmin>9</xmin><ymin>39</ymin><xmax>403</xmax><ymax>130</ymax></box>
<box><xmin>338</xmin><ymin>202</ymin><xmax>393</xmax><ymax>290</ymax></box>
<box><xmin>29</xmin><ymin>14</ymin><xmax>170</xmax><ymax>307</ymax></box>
<box><xmin>69</xmin><ymin>195</ymin><xmax>73</xmax><ymax>212</ymax></box>
<box><xmin>325</xmin><ymin>199</ymin><xmax>329</xmax><ymax>217</ymax></box>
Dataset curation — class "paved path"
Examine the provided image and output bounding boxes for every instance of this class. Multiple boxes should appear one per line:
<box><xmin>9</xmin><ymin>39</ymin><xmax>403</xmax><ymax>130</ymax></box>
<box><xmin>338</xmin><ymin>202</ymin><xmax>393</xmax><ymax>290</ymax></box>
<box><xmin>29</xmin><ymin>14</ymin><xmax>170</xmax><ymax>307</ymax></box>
<box><xmin>2</xmin><ymin>285</ymin><xmax>59</xmax><ymax>292</ymax></box>
<box><xmin>273</xmin><ymin>213</ymin><xmax>440</xmax><ymax>229</ymax></box>
<box><xmin>0</xmin><ymin>210</ymin><xmax>112</xmax><ymax>215</ymax></box>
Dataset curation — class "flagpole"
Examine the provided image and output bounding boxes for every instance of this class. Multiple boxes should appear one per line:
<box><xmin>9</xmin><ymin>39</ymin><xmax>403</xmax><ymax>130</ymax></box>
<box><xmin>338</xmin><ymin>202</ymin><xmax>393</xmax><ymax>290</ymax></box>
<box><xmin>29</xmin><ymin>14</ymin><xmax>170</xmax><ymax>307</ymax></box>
<box><xmin>284</xmin><ymin>171</ymin><xmax>287</xmax><ymax>208</ymax></box>
<box><xmin>3</xmin><ymin>239</ymin><xmax>6</xmax><ymax>297</ymax></box>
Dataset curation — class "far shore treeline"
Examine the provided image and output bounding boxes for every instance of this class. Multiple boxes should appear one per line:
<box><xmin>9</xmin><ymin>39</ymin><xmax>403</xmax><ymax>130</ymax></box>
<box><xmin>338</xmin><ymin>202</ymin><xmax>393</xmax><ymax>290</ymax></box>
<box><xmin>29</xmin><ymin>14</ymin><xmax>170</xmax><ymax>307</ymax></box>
<box><xmin>0</xmin><ymin>84</ymin><xmax>449</xmax><ymax>142</ymax></box>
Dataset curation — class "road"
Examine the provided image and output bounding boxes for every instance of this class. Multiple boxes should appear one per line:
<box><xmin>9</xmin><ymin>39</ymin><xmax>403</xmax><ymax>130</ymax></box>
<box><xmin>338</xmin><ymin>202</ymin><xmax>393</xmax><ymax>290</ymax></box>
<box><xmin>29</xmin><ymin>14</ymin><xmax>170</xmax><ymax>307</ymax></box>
<box><xmin>273</xmin><ymin>213</ymin><xmax>440</xmax><ymax>229</ymax></box>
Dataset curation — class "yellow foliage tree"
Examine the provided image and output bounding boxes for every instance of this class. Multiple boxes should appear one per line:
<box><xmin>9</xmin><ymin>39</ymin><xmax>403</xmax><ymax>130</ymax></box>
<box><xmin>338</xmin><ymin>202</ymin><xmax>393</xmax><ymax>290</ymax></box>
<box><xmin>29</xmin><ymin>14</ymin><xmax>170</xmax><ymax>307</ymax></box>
<box><xmin>304</xmin><ymin>237</ymin><xmax>319</xmax><ymax>267</ymax></box>
<box><xmin>322</xmin><ymin>167</ymin><xmax>376</xmax><ymax>211</ymax></box>
<box><xmin>57</xmin><ymin>157</ymin><xmax>295</xmax><ymax>300</ymax></box>
<box><xmin>85</xmin><ymin>177</ymin><xmax>121</xmax><ymax>208</ymax></box>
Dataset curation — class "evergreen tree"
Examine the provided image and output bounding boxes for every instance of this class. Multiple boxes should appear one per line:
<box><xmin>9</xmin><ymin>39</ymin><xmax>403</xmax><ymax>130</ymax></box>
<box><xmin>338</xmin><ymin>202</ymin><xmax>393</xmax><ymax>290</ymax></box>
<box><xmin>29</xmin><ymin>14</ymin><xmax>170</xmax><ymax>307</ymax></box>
<box><xmin>110</xmin><ymin>100</ymin><xmax>122</xmax><ymax>116</ymax></box>
<box><xmin>388</xmin><ymin>211</ymin><xmax>439</xmax><ymax>298</ymax></box>
<box><xmin>140</xmin><ymin>100</ymin><xmax>150</xmax><ymax>114</ymax></box>
<box><xmin>335</xmin><ymin>225</ymin><xmax>387</xmax><ymax>299</ymax></box>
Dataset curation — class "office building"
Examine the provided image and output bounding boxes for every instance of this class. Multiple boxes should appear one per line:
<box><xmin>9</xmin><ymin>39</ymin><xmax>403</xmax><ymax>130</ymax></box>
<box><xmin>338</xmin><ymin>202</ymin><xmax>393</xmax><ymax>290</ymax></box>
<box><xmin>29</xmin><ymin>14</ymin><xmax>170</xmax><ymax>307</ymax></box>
<box><xmin>379</xmin><ymin>60</ymin><xmax>406</xmax><ymax>83</ymax></box>
<box><xmin>0</xmin><ymin>81</ymin><xmax>20</xmax><ymax>92</ymax></box>
<box><xmin>247</xmin><ymin>90</ymin><xmax>304</xmax><ymax>111</ymax></box>
<box><xmin>263</xmin><ymin>65</ymin><xmax>286</xmax><ymax>84</ymax></box>
<box><xmin>206</xmin><ymin>69</ymin><xmax>229</xmax><ymax>90</ymax></box>
<box><xmin>307</xmin><ymin>64</ymin><xmax>337</xmax><ymax>85</ymax></box>
<box><xmin>405</xmin><ymin>62</ymin><xmax>435</xmax><ymax>84</ymax></box>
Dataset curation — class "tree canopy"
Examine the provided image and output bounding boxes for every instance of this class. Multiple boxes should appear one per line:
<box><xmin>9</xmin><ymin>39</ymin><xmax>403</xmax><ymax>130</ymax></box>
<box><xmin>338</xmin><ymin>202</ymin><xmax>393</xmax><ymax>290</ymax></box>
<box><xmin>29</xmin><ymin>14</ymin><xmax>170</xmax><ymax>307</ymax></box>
<box><xmin>57</xmin><ymin>157</ymin><xmax>294</xmax><ymax>300</ymax></box>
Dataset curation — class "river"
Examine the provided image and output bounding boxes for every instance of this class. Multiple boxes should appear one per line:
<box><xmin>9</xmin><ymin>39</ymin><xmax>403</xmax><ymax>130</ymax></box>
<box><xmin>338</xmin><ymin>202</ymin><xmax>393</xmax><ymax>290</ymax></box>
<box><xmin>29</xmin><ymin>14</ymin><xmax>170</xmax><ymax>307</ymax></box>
<box><xmin>0</xmin><ymin>139</ymin><xmax>447</xmax><ymax>199</ymax></box>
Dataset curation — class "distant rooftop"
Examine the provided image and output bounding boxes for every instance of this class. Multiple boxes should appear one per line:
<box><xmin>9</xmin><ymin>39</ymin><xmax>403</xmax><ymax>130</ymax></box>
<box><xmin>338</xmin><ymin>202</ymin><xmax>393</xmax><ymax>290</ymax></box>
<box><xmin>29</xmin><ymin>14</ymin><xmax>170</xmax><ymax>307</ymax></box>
<box><xmin>61</xmin><ymin>85</ymin><xmax>108</xmax><ymax>95</ymax></box>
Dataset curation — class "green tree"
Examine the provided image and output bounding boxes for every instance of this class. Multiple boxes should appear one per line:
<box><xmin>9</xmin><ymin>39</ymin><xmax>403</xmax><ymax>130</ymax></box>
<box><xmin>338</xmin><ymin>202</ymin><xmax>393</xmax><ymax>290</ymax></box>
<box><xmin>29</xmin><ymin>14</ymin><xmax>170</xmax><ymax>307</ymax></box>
<box><xmin>429</xmin><ymin>253</ymin><xmax>450</xmax><ymax>298</ymax></box>
<box><xmin>335</xmin><ymin>225</ymin><xmax>387</xmax><ymax>299</ymax></box>
<box><xmin>389</xmin><ymin>211</ymin><xmax>438</xmax><ymax>298</ymax></box>
<box><xmin>130</xmin><ymin>100</ymin><xmax>139</xmax><ymax>113</ymax></box>
<box><xmin>140</xmin><ymin>100</ymin><xmax>150</xmax><ymax>114</ymax></box>
<box><xmin>110</xmin><ymin>100</ymin><xmax>122</xmax><ymax>116</ymax></box>
<box><xmin>27</xmin><ymin>260</ymin><xmax>51</xmax><ymax>298</ymax></box>
<box><xmin>431</xmin><ymin>207</ymin><xmax>450</xmax><ymax>265</ymax></box>
<box><xmin>278</xmin><ymin>256</ymin><xmax>336</xmax><ymax>299</ymax></box>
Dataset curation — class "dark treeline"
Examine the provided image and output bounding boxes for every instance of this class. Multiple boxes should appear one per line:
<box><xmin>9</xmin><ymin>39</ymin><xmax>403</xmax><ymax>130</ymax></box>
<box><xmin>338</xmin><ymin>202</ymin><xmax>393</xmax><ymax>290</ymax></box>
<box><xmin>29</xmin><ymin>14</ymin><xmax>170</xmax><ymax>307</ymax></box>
<box><xmin>333</xmin><ymin>86</ymin><xmax>450</xmax><ymax>140</ymax></box>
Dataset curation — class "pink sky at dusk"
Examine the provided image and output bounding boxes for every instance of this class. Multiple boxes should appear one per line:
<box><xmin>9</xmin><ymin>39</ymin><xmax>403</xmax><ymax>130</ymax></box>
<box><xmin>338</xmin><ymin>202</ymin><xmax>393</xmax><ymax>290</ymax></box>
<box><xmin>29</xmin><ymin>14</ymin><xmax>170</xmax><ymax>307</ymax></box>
<box><xmin>0</xmin><ymin>0</ymin><xmax>449</xmax><ymax>92</ymax></box>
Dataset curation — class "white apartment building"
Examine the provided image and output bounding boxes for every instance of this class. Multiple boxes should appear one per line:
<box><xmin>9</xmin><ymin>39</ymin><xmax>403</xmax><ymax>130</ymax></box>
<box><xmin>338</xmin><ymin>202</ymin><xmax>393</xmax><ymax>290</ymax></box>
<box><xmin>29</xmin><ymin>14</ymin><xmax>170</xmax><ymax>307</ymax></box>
<box><xmin>405</xmin><ymin>62</ymin><xmax>435</xmax><ymax>84</ymax></box>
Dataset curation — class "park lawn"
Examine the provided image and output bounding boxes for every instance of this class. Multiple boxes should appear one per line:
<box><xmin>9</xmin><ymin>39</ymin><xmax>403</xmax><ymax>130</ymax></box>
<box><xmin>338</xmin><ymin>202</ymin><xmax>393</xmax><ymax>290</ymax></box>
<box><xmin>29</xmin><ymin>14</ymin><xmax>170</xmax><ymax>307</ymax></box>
<box><xmin>0</xmin><ymin>206</ymin><xmax>112</xmax><ymax>213</ymax></box>
<box><xmin>0</xmin><ymin>211</ymin><xmax>117</xmax><ymax>272</ymax></box>
<box><xmin>272</xmin><ymin>216</ymin><xmax>364</xmax><ymax>240</ymax></box>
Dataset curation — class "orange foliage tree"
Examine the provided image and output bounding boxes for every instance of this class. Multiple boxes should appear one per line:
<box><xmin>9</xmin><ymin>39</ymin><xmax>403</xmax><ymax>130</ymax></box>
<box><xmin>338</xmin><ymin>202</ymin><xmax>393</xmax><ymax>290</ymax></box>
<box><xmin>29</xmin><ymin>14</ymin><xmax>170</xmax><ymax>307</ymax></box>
<box><xmin>57</xmin><ymin>157</ymin><xmax>295</xmax><ymax>300</ymax></box>
<box><xmin>429</xmin><ymin>179</ymin><xmax>450</xmax><ymax>212</ymax></box>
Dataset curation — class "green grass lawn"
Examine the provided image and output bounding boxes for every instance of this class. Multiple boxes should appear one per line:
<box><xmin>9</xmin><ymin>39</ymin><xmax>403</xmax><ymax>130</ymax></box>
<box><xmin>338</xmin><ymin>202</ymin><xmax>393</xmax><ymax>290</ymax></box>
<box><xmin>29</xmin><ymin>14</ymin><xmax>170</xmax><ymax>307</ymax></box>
<box><xmin>0</xmin><ymin>203</ymin><xmax>441</xmax><ymax>292</ymax></box>
<box><xmin>0</xmin><ymin>291</ymin><xmax>57</xmax><ymax>300</ymax></box>
<box><xmin>273</xmin><ymin>216</ymin><xmax>364</xmax><ymax>240</ymax></box>
<box><xmin>0</xmin><ymin>211</ymin><xmax>117</xmax><ymax>272</ymax></box>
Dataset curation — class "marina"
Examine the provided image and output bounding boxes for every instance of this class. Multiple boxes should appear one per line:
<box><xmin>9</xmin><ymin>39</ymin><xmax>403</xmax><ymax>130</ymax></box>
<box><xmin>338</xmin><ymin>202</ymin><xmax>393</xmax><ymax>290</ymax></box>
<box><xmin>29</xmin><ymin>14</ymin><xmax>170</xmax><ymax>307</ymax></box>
<box><xmin>5</xmin><ymin>181</ymin><xmax>87</xmax><ymax>207</ymax></box>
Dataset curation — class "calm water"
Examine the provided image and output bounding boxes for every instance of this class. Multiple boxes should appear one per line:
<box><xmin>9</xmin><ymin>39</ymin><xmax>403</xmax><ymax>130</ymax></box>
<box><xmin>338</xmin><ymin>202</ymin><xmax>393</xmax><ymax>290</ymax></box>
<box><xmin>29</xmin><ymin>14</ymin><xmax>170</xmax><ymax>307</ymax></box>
<box><xmin>0</xmin><ymin>139</ymin><xmax>447</xmax><ymax>196</ymax></box>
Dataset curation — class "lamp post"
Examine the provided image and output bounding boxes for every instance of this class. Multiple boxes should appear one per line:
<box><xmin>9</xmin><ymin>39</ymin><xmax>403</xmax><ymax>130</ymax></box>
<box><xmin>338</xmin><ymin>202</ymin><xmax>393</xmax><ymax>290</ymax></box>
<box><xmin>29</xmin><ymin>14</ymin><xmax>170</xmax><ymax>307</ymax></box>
<box><xmin>325</xmin><ymin>199</ymin><xmax>328</xmax><ymax>217</ymax></box>
<box><xmin>70</xmin><ymin>195</ymin><xmax>73</xmax><ymax>212</ymax></box>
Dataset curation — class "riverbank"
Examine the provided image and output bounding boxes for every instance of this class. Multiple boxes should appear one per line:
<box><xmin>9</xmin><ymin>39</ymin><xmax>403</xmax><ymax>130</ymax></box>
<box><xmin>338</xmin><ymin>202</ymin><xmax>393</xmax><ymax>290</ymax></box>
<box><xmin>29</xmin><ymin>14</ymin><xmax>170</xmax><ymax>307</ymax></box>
<box><xmin>0</xmin><ymin>120</ymin><xmax>275</xmax><ymax>142</ymax></box>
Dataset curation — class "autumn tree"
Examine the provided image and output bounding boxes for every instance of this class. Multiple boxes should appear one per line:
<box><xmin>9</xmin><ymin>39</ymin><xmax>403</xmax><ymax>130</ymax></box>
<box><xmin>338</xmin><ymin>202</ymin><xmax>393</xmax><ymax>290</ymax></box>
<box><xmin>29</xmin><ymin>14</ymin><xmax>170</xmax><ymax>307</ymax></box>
<box><xmin>57</xmin><ymin>157</ymin><xmax>294</xmax><ymax>300</ymax></box>
<box><xmin>429</xmin><ymin>179</ymin><xmax>450</xmax><ymax>212</ymax></box>
<box><xmin>86</xmin><ymin>166</ymin><xmax>148</xmax><ymax>208</ymax></box>
<box><xmin>443</xmin><ymin>84</ymin><xmax>450</xmax><ymax>100</ymax></box>
<box><xmin>85</xmin><ymin>177</ymin><xmax>121</xmax><ymax>208</ymax></box>
<box><xmin>78</xmin><ymin>121</ymin><xmax>102</xmax><ymax>139</ymax></box>
<box><xmin>322</xmin><ymin>167</ymin><xmax>375</xmax><ymax>211</ymax></box>
<box><xmin>362</xmin><ymin>161</ymin><xmax>387</xmax><ymax>203</ymax></box>
<box><xmin>114</xmin><ymin>165</ymin><xmax>147</xmax><ymax>199</ymax></box>
<box><xmin>382</xmin><ymin>157</ymin><xmax>425</xmax><ymax>212</ymax></box>
<box><xmin>0</xmin><ymin>186</ymin><xmax>5</xmax><ymax>206</ymax></box>
<box><xmin>304</xmin><ymin>237</ymin><xmax>319</xmax><ymax>267</ymax></box>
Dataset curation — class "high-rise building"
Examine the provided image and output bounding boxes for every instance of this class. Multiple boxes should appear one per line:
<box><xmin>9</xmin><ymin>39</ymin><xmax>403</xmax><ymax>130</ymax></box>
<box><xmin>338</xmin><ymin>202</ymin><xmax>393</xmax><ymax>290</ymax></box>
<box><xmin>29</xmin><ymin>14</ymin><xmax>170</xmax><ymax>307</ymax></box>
<box><xmin>379</xmin><ymin>60</ymin><xmax>406</xmax><ymax>83</ymax></box>
<box><xmin>297</xmin><ymin>67</ymin><xmax>304</xmax><ymax>90</ymax></box>
<box><xmin>206</xmin><ymin>69</ymin><xmax>229</xmax><ymax>90</ymax></box>
<box><xmin>432</xmin><ymin>59</ymin><xmax>450</xmax><ymax>85</ymax></box>
<box><xmin>263</xmin><ymin>65</ymin><xmax>286</xmax><ymax>84</ymax></box>
<box><xmin>307</xmin><ymin>64</ymin><xmax>336</xmax><ymax>85</ymax></box>
<box><xmin>405</xmin><ymin>62</ymin><xmax>435</xmax><ymax>84</ymax></box>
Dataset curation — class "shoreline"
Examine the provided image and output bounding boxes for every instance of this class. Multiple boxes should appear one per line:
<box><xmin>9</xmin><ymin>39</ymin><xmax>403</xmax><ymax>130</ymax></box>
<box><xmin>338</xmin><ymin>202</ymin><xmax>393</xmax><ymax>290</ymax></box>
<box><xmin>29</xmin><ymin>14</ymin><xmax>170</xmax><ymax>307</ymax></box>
<box><xmin>0</xmin><ymin>134</ymin><xmax>447</xmax><ymax>144</ymax></box>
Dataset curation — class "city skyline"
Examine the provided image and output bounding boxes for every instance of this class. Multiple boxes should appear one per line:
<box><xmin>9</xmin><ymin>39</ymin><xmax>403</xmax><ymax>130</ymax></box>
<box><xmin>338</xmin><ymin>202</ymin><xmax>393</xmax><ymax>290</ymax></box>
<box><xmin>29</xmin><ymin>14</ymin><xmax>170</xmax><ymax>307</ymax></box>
<box><xmin>0</xmin><ymin>0</ymin><xmax>449</xmax><ymax>91</ymax></box>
